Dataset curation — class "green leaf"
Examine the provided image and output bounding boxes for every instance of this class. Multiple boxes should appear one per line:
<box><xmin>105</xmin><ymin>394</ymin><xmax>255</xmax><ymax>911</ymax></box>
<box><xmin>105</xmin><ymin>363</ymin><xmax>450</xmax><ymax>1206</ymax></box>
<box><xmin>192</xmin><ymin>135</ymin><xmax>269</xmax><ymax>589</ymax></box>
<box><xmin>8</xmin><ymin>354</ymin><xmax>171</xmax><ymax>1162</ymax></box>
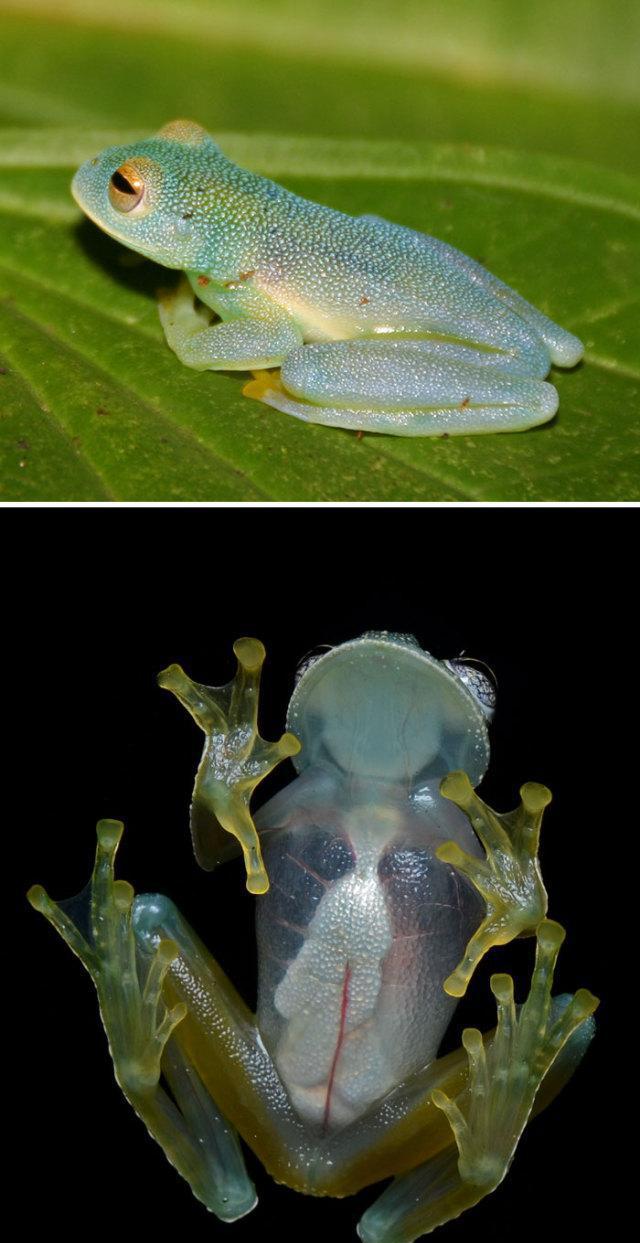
<box><xmin>1</xmin><ymin>1</ymin><xmax>639</xmax><ymax>171</ymax></box>
<box><xmin>1</xmin><ymin>0</ymin><xmax>639</xmax><ymax>499</ymax></box>
<box><xmin>1</xmin><ymin>129</ymin><xmax>638</xmax><ymax>500</ymax></box>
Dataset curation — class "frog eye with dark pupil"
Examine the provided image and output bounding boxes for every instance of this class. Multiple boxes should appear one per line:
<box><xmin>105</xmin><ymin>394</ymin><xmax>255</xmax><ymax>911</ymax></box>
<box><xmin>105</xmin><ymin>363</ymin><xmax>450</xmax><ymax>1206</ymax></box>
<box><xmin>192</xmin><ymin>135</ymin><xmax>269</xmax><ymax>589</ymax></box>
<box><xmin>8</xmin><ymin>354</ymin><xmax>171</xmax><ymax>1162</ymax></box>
<box><xmin>108</xmin><ymin>164</ymin><xmax>145</xmax><ymax>212</ymax></box>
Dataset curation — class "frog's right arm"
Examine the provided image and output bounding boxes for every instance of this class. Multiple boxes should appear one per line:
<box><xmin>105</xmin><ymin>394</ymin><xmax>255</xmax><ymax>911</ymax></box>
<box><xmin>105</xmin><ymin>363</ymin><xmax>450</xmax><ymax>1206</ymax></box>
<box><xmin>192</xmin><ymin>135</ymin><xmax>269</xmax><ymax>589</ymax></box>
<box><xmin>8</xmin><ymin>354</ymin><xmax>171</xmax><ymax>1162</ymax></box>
<box><xmin>159</xmin><ymin>275</ymin><xmax>301</xmax><ymax>370</ymax></box>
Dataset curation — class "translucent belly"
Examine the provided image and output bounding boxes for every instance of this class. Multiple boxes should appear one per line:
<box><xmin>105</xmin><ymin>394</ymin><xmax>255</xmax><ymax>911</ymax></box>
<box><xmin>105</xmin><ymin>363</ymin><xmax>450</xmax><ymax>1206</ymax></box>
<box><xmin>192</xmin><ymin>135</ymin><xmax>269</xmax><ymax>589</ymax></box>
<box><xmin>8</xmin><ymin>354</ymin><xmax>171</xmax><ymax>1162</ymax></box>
<box><xmin>255</xmin><ymin>789</ymin><xmax>482</xmax><ymax>1129</ymax></box>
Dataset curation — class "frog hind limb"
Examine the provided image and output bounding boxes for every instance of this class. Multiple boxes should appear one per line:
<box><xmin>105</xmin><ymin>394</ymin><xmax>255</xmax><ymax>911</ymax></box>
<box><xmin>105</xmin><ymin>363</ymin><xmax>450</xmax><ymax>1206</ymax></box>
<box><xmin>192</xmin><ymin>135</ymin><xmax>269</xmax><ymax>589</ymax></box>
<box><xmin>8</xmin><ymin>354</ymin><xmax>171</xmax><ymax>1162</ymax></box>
<box><xmin>357</xmin><ymin>920</ymin><xmax>598</xmax><ymax>1243</ymax></box>
<box><xmin>27</xmin><ymin>822</ymin><xmax>257</xmax><ymax>1221</ymax></box>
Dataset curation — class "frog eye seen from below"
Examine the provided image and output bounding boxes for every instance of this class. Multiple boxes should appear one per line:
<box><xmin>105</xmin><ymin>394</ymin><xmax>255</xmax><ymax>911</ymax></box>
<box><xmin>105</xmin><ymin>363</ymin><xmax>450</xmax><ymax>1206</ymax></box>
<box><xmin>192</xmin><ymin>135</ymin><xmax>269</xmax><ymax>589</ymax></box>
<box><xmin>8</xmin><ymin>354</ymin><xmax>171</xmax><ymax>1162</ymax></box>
<box><xmin>108</xmin><ymin>163</ymin><xmax>147</xmax><ymax>213</ymax></box>
<box><xmin>294</xmin><ymin>644</ymin><xmax>333</xmax><ymax>686</ymax></box>
<box><xmin>444</xmin><ymin>656</ymin><xmax>497</xmax><ymax>721</ymax></box>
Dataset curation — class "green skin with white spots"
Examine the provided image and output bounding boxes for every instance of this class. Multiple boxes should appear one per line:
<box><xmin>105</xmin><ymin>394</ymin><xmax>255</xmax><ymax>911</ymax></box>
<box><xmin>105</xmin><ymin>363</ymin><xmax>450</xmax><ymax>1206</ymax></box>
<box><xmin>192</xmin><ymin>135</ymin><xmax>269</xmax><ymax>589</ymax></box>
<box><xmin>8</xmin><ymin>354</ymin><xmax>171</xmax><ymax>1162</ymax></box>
<box><xmin>72</xmin><ymin>119</ymin><xmax>584</xmax><ymax>436</ymax></box>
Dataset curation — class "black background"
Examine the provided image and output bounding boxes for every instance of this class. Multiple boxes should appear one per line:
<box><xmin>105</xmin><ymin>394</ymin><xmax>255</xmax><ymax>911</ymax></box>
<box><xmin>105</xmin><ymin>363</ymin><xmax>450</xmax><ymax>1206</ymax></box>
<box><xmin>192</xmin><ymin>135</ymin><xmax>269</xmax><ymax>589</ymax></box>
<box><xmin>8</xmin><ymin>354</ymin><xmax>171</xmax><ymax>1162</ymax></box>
<box><xmin>12</xmin><ymin>509</ymin><xmax>619</xmax><ymax>1240</ymax></box>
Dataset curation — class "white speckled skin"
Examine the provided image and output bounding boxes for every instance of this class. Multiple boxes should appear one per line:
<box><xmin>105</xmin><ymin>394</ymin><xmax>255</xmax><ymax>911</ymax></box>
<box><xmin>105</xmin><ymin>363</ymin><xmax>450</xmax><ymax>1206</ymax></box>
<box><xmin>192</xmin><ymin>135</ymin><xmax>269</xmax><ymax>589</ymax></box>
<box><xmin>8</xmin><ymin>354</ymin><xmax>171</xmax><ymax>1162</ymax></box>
<box><xmin>254</xmin><ymin>635</ymin><xmax>487</xmax><ymax>1128</ymax></box>
<box><xmin>72</xmin><ymin>121</ymin><xmax>584</xmax><ymax>436</ymax></box>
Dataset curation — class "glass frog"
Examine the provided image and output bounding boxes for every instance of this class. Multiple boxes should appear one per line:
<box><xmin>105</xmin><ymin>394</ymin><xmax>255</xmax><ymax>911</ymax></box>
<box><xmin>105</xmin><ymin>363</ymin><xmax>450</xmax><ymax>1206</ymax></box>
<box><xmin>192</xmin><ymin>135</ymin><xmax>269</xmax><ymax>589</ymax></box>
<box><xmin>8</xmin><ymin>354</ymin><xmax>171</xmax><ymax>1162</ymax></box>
<box><xmin>29</xmin><ymin>633</ymin><xmax>597</xmax><ymax>1241</ymax></box>
<box><xmin>71</xmin><ymin>120</ymin><xmax>584</xmax><ymax>437</ymax></box>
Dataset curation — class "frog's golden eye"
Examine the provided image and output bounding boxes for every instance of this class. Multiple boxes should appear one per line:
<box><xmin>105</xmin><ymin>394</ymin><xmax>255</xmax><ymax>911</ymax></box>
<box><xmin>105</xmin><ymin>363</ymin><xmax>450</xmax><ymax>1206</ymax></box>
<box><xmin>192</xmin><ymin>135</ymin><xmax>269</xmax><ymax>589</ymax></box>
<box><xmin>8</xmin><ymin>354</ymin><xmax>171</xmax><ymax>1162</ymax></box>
<box><xmin>108</xmin><ymin>164</ymin><xmax>146</xmax><ymax>213</ymax></box>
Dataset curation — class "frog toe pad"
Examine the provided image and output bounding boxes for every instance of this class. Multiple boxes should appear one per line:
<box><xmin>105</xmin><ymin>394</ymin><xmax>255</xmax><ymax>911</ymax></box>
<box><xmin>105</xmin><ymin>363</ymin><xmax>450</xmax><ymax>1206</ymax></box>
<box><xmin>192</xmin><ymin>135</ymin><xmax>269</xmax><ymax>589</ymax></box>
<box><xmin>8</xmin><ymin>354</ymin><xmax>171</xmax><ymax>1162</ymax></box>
<box><xmin>437</xmin><ymin>772</ymin><xmax>551</xmax><ymax>995</ymax></box>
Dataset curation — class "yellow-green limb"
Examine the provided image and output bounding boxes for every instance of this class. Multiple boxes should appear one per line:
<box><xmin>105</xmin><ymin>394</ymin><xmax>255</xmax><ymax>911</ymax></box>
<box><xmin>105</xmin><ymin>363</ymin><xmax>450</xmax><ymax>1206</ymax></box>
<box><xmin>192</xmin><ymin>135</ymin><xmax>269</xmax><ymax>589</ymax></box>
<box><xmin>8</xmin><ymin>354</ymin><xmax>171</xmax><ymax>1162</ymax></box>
<box><xmin>358</xmin><ymin>920</ymin><xmax>598</xmax><ymax>1243</ymax></box>
<box><xmin>158</xmin><ymin>637</ymin><xmax>300</xmax><ymax>894</ymax></box>
<box><xmin>436</xmin><ymin>771</ymin><xmax>550</xmax><ymax>996</ymax></box>
<box><xmin>430</xmin><ymin>919</ymin><xmax>598</xmax><ymax>1194</ymax></box>
<box><xmin>27</xmin><ymin>823</ymin><xmax>257</xmax><ymax>1221</ymax></box>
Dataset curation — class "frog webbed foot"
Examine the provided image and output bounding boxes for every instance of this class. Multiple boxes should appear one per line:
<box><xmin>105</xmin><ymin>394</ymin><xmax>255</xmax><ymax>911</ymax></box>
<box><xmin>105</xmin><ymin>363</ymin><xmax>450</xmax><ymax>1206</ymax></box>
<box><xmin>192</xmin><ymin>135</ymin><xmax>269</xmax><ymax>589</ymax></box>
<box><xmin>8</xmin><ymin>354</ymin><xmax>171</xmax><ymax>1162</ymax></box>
<box><xmin>358</xmin><ymin>922</ymin><xmax>598</xmax><ymax>1243</ymax></box>
<box><xmin>29</xmin><ymin>820</ymin><xmax>185</xmax><ymax>1084</ymax></box>
<box><xmin>28</xmin><ymin>823</ymin><xmax>256</xmax><ymax>1221</ymax></box>
<box><xmin>436</xmin><ymin>771</ymin><xmax>551</xmax><ymax>996</ymax></box>
<box><xmin>158</xmin><ymin>638</ymin><xmax>300</xmax><ymax>893</ymax></box>
<box><xmin>431</xmin><ymin>921</ymin><xmax>597</xmax><ymax>1191</ymax></box>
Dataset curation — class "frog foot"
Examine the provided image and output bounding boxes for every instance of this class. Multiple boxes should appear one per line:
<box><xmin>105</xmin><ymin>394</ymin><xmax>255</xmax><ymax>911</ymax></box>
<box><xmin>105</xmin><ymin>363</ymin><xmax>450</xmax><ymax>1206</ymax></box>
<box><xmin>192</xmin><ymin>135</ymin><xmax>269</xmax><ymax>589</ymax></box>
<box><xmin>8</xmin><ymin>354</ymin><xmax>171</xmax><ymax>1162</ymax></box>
<box><xmin>431</xmin><ymin>920</ymin><xmax>598</xmax><ymax>1192</ymax></box>
<box><xmin>357</xmin><ymin>920</ymin><xmax>597</xmax><ymax>1243</ymax></box>
<box><xmin>158</xmin><ymin>638</ymin><xmax>301</xmax><ymax>894</ymax></box>
<box><xmin>28</xmin><ymin>819</ymin><xmax>186</xmax><ymax>1093</ymax></box>
<box><xmin>242</xmin><ymin>368</ymin><xmax>285</xmax><ymax>401</ymax></box>
<box><xmin>28</xmin><ymin>822</ymin><xmax>257</xmax><ymax>1217</ymax></box>
<box><xmin>436</xmin><ymin>771</ymin><xmax>551</xmax><ymax>996</ymax></box>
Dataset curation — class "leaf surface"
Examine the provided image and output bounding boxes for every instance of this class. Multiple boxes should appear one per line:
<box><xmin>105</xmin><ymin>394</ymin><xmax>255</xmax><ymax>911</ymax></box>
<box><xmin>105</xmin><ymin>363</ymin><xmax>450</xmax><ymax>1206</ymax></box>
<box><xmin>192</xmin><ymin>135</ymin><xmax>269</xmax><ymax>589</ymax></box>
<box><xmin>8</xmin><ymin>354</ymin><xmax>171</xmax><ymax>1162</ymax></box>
<box><xmin>1</xmin><ymin>131</ymin><xmax>638</xmax><ymax>500</ymax></box>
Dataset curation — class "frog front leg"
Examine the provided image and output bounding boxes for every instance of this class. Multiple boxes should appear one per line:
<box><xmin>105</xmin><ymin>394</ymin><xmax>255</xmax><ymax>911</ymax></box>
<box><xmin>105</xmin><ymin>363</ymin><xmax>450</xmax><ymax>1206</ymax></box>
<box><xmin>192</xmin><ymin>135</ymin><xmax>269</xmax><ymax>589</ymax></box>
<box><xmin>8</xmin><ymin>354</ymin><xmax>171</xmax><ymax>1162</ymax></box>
<box><xmin>158</xmin><ymin>637</ymin><xmax>300</xmax><ymax>893</ymax></box>
<box><xmin>244</xmin><ymin>338</ymin><xmax>559</xmax><ymax>436</ymax></box>
<box><xmin>158</xmin><ymin>274</ymin><xmax>302</xmax><ymax>370</ymax></box>
<box><xmin>358</xmin><ymin>921</ymin><xmax>598</xmax><ymax>1243</ymax></box>
<box><xmin>27</xmin><ymin>822</ymin><xmax>258</xmax><ymax>1221</ymax></box>
<box><xmin>436</xmin><ymin>771</ymin><xmax>551</xmax><ymax>996</ymax></box>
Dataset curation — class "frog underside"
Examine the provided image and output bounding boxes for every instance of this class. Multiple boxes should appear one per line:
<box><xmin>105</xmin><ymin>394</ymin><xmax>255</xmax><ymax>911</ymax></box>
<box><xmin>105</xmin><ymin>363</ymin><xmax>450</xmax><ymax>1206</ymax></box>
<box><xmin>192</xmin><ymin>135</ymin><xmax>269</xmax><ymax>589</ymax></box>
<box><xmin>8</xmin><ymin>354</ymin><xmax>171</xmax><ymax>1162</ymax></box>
<box><xmin>29</xmin><ymin>636</ymin><xmax>597</xmax><ymax>1241</ymax></box>
<box><xmin>255</xmin><ymin>781</ymin><xmax>483</xmax><ymax>1134</ymax></box>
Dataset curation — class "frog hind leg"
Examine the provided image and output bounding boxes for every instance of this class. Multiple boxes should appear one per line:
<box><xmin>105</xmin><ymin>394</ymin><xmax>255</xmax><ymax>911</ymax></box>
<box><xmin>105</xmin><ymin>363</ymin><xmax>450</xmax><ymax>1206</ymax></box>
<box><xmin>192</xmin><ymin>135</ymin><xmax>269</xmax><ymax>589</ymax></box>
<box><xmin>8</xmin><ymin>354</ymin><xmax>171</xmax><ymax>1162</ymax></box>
<box><xmin>27</xmin><ymin>822</ymin><xmax>258</xmax><ymax>1222</ymax></box>
<box><xmin>432</xmin><ymin>235</ymin><xmax>585</xmax><ymax>368</ymax></box>
<box><xmin>357</xmin><ymin>920</ymin><xmax>598</xmax><ymax>1243</ymax></box>
<box><xmin>244</xmin><ymin>339</ymin><xmax>559</xmax><ymax>437</ymax></box>
<box><xmin>359</xmin><ymin>214</ymin><xmax>584</xmax><ymax>368</ymax></box>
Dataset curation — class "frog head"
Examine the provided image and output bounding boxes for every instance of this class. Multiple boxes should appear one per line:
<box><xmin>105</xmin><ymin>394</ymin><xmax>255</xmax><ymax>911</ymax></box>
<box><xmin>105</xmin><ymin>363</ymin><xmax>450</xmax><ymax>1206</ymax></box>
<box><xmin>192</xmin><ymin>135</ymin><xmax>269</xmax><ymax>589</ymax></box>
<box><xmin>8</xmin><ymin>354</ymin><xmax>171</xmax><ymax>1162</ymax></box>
<box><xmin>71</xmin><ymin>119</ymin><xmax>227</xmax><ymax>269</ymax></box>
<box><xmin>287</xmin><ymin>632</ymin><xmax>493</xmax><ymax>788</ymax></box>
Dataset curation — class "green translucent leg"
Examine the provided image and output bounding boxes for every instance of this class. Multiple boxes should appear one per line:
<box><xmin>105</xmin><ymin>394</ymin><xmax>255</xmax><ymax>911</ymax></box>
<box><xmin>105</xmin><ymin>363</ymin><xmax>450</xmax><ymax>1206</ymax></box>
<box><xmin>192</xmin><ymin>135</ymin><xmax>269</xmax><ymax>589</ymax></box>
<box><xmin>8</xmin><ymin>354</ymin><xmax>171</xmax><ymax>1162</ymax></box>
<box><xmin>27</xmin><ymin>822</ymin><xmax>257</xmax><ymax>1222</ymax></box>
<box><xmin>436</xmin><ymin>771</ymin><xmax>551</xmax><ymax>996</ymax></box>
<box><xmin>158</xmin><ymin>637</ymin><xmax>300</xmax><ymax>894</ymax></box>
<box><xmin>158</xmin><ymin>275</ymin><xmax>301</xmax><ymax>370</ymax></box>
<box><xmin>358</xmin><ymin>921</ymin><xmax>598</xmax><ymax>1243</ymax></box>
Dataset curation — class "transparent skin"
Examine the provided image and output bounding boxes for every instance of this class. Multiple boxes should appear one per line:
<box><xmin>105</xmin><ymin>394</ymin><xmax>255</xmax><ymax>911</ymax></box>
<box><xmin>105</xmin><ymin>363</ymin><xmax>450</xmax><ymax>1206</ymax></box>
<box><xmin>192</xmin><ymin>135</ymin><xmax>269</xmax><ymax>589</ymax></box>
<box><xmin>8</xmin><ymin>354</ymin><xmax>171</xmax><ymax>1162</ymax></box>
<box><xmin>29</xmin><ymin>634</ymin><xmax>597</xmax><ymax>1240</ymax></box>
<box><xmin>70</xmin><ymin>120</ymin><xmax>584</xmax><ymax>437</ymax></box>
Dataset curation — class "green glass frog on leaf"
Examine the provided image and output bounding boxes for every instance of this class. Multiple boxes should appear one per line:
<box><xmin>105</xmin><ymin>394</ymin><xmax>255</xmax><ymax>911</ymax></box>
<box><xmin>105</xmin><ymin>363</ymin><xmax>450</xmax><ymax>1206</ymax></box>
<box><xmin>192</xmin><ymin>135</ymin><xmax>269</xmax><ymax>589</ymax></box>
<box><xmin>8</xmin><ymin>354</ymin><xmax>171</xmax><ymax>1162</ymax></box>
<box><xmin>29</xmin><ymin>634</ymin><xmax>597</xmax><ymax>1240</ymax></box>
<box><xmin>71</xmin><ymin>121</ymin><xmax>584</xmax><ymax>437</ymax></box>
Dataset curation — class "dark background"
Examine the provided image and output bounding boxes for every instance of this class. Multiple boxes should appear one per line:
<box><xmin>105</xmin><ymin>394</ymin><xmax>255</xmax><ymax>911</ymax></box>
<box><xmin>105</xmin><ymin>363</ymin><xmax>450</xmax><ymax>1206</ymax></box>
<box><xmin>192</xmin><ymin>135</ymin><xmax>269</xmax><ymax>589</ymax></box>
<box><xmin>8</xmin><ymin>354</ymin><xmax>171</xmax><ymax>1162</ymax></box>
<box><xmin>12</xmin><ymin>509</ymin><xmax>617</xmax><ymax>1239</ymax></box>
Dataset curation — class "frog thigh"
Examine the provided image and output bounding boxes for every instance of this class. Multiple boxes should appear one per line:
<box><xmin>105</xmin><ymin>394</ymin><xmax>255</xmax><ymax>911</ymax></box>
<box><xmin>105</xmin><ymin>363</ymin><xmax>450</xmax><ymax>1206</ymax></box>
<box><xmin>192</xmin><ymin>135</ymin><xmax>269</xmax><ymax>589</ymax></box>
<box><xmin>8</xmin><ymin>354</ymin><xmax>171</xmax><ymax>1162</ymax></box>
<box><xmin>360</xmin><ymin>214</ymin><xmax>583</xmax><ymax>368</ymax></box>
<box><xmin>247</xmin><ymin>339</ymin><xmax>558</xmax><ymax>436</ymax></box>
<box><xmin>132</xmin><ymin>893</ymin><xmax>309</xmax><ymax>1189</ymax></box>
<box><xmin>158</xmin><ymin>275</ymin><xmax>301</xmax><ymax>370</ymax></box>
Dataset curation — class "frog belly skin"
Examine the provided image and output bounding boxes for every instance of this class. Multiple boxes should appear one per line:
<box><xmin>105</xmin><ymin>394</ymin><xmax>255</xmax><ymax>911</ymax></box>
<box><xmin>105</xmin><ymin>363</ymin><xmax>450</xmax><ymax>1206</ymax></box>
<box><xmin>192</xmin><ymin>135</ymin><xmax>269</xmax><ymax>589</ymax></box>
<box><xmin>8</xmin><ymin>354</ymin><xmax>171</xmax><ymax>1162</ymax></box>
<box><xmin>272</xmin><ymin>836</ymin><xmax>393</xmax><ymax>1127</ymax></box>
<box><xmin>256</xmin><ymin>804</ymin><xmax>482</xmax><ymax>1129</ymax></box>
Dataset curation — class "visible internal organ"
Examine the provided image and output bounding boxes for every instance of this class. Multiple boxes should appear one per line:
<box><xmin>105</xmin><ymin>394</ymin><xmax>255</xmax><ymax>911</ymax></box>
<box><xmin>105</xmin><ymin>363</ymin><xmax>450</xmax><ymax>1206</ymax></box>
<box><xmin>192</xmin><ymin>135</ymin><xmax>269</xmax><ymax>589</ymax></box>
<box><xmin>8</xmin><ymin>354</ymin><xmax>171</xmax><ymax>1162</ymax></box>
<box><xmin>273</xmin><ymin>836</ymin><xmax>395</xmax><ymax>1129</ymax></box>
<box><xmin>374</xmin><ymin>841</ymin><xmax>482</xmax><ymax>1082</ymax></box>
